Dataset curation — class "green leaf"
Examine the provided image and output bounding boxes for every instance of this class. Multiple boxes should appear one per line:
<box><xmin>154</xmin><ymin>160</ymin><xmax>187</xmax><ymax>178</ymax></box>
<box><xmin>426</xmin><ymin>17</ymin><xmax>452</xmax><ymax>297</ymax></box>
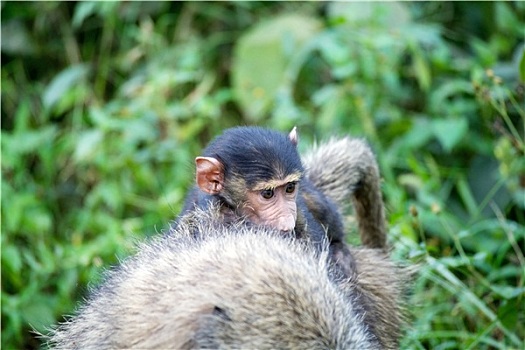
<box><xmin>5</xmin><ymin>126</ymin><xmax>57</xmax><ymax>156</ymax></box>
<box><xmin>412</xmin><ymin>45</ymin><xmax>431</xmax><ymax>92</ymax></box>
<box><xmin>403</xmin><ymin>118</ymin><xmax>434</xmax><ymax>148</ymax></box>
<box><xmin>231</xmin><ymin>14</ymin><xmax>321</xmax><ymax>121</ymax></box>
<box><xmin>42</xmin><ymin>64</ymin><xmax>90</xmax><ymax>109</ymax></box>
<box><xmin>21</xmin><ymin>294</ymin><xmax>58</xmax><ymax>333</ymax></box>
<box><xmin>430</xmin><ymin>80</ymin><xmax>474</xmax><ymax>114</ymax></box>
<box><xmin>72</xmin><ymin>1</ymin><xmax>98</xmax><ymax>28</ymax></box>
<box><xmin>0</xmin><ymin>20</ymin><xmax>36</xmax><ymax>55</ymax></box>
<box><xmin>498</xmin><ymin>299</ymin><xmax>520</xmax><ymax>331</ymax></box>
<box><xmin>74</xmin><ymin>129</ymin><xmax>104</xmax><ymax>163</ymax></box>
<box><xmin>495</xmin><ymin>2</ymin><xmax>522</xmax><ymax>35</ymax></box>
<box><xmin>471</xmin><ymin>38</ymin><xmax>496</xmax><ymax>66</ymax></box>
<box><xmin>431</xmin><ymin>118</ymin><xmax>468</xmax><ymax>152</ymax></box>
<box><xmin>456</xmin><ymin>175</ymin><xmax>478</xmax><ymax>217</ymax></box>
<box><xmin>72</xmin><ymin>1</ymin><xmax>121</xmax><ymax>27</ymax></box>
<box><xmin>1</xmin><ymin>245</ymin><xmax>23</xmax><ymax>285</ymax></box>
<box><xmin>22</xmin><ymin>207</ymin><xmax>53</xmax><ymax>236</ymax></box>
<box><xmin>491</xmin><ymin>285</ymin><xmax>525</xmax><ymax>300</ymax></box>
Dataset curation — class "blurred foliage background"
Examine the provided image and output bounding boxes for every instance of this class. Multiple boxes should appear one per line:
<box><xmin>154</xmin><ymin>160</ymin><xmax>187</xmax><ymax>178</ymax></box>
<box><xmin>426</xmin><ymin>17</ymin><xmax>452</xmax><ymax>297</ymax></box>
<box><xmin>1</xmin><ymin>2</ymin><xmax>524</xmax><ymax>349</ymax></box>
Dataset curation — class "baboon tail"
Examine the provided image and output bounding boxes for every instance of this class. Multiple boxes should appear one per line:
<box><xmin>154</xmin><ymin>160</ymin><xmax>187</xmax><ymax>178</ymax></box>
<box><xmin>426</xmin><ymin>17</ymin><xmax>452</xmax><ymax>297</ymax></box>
<box><xmin>302</xmin><ymin>137</ymin><xmax>387</xmax><ymax>249</ymax></box>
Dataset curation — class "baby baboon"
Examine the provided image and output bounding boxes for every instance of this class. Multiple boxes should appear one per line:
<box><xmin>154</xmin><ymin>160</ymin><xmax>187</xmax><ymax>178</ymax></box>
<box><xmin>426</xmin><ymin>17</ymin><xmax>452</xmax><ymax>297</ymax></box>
<box><xmin>176</xmin><ymin>126</ymin><xmax>352</xmax><ymax>274</ymax></box>
<box><xmin>46</xmin><ymin>205</ymin><xmax>396</xmax><ymax>349</ymax></box>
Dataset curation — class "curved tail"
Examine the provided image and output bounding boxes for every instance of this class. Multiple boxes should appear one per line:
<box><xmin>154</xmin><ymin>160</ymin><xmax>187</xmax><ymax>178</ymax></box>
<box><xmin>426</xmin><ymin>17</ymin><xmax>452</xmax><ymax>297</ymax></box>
<box><xmin>302</xmin><ymin>137</ymin><xmax>387</xmax><ymax>249</ymax></box>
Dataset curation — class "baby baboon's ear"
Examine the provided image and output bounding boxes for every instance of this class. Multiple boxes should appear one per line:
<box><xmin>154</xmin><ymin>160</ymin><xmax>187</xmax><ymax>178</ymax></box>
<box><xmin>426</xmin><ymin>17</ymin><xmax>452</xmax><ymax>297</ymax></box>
<box><xmin>288</xmin><ymin>126</ymin><xmax>298</xmax><ymax>146</ymax></box>
<box><xmin>196</xmin><ymin>157</ymin><xmax>224</xmax><ymax>195</ymax></box>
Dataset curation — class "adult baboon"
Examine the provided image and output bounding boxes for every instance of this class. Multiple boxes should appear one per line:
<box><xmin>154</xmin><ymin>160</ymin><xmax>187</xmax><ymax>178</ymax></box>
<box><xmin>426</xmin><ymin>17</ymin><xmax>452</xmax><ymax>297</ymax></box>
<box><xmin>46</xmin><ymin>206</ymin><xmax>395</xmax><ymax>349</ymax></box>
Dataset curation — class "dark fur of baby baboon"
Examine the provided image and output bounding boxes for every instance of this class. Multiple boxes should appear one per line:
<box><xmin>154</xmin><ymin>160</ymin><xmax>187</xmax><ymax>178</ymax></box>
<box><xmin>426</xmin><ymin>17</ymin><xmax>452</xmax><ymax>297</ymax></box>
<box><xmin>176</xmin><ymin>126</ymin><xmax>352</xmax><ymax>272</ymax></box>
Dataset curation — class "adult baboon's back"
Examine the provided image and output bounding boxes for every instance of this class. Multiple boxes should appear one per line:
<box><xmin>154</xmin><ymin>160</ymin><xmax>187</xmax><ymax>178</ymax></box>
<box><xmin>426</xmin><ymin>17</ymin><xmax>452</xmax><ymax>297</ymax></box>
<box><xmin>47</xmin><ymin>207</ymin><xmax>381</xmax><ymax>349</ymax></box>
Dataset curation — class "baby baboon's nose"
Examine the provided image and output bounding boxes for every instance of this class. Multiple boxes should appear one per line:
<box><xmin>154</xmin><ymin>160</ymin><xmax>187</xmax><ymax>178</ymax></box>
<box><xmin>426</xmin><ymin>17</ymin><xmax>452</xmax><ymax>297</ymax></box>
<box><xmin>277</xmin><ymin>215</ymin><xmax>295</xmax><ymax>233</ymax></box>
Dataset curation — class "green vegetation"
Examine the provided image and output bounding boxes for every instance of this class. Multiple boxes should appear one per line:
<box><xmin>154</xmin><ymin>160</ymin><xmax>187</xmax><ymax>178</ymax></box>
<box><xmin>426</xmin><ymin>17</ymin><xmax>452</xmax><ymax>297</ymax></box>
<box><xmin>2</xmin><ymin>2</ymin><xmax>524</xmax><ymax>349</ymax></box>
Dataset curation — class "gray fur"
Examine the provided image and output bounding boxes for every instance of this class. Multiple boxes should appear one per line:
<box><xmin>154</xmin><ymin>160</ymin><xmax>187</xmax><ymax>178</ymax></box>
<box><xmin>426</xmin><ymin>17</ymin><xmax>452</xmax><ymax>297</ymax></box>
<box><xmin>348</xmin><ymin>248</ymin><xmax>407</xmax><ymax>349</ymax></box>
<box><xmin>46</xmin><ymin>206</ymin><xmax>385</xmax><ymax>349</ymax></box>
<box><xmin>302</xmin><ymin>137</ymin><xmax>387</xmax><ymax>249</ymax></box>
<box><xmin>303</xmin><ymin>136</ymin><xmax>408</xmax><ymax>347</ymax></box>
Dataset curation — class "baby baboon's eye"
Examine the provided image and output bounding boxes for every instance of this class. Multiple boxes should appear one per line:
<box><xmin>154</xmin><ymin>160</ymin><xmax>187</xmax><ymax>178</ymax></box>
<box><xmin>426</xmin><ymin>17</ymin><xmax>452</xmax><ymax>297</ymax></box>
<box><xmin>261</xmin><ymin>189</ymin><xmax>274</xmax><ymax>199</ymax></box>
<box><xmin>285</xmin><ymin>182</ymin><xmax>296</xmax><ymax>194</ymax></box>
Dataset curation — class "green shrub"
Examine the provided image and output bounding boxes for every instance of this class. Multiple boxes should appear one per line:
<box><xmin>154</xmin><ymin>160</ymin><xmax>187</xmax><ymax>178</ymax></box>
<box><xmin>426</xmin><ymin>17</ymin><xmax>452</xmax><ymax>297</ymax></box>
<box><xmin>2</xmin><ymin>2</ymin><xmax>523</xmax><ymax>349</ymax></box>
